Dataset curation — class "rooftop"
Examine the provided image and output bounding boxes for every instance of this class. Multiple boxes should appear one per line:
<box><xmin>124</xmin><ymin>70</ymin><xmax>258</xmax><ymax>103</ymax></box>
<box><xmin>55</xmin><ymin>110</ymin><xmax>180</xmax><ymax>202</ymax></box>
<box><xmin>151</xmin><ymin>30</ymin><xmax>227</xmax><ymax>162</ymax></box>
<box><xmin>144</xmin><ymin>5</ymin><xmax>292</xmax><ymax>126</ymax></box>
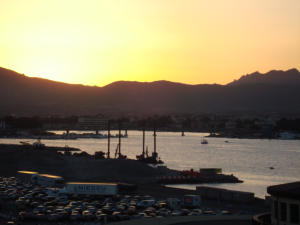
<box><xmin>39</xmin><ymin>174</ymin><xmax>63</xmax><ymax>179</ymax></box>
<box><xmin>267</xmin><ymin>181</ymin><xmax>300</xmax><ymax>200</ymax></box>
<box><xmin>67</xmin><ymin>182</ymin><xmax>117</xmax><ymax>185</ymax></box>
<box><xmin>18</xmin><ymin>170</ymin><xmax>38</xmax><ymax>174</ymax></box>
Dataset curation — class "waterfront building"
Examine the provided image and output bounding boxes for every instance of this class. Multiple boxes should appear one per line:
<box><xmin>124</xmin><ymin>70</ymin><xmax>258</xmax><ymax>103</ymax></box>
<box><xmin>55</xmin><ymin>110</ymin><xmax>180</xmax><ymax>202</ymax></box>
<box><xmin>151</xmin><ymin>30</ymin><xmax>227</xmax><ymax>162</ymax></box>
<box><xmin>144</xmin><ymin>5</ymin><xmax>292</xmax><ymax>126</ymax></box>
<box><xmin>267</xmin><ymin>182</ymin><xmax>300</xmax><ymax>225</ymax></box>
<box><xmin>78</xmin><ymin>117</ymin><xmax>107</xmax><ymax>132</ymax></box>
<box><xmin>0</xmin><ymin>120</ymin><xmax>5</xmax><ymax>129</ymax></box>
<box><xmin>279</xmin><ymin>131</ymin><xmax>299</xmax><ymax>140</ymax></box>
<box><xmin>225</xmin><ymin>121</ymin><xmax>237</xmax><ymax>130</ymax></box>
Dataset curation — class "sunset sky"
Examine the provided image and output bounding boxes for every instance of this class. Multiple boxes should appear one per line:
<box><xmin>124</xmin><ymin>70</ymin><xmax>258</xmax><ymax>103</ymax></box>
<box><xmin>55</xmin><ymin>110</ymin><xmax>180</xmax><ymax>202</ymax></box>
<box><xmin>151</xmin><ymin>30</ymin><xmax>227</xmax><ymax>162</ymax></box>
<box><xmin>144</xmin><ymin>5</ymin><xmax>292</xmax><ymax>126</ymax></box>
<box><xmin>0</xmin><ymin>0</ymin><xmax>299</xmax><ymax>86</ymax></box>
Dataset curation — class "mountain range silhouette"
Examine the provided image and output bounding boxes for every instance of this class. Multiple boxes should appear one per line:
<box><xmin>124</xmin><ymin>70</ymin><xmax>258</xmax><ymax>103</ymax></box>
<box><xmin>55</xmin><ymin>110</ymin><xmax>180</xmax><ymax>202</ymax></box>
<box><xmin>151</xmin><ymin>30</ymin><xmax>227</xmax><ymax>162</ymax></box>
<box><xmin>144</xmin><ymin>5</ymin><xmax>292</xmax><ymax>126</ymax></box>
<box><xmin>0</xmin><ymin>67</ymin><xmax>299</xmax><ymax>116</ymax></box>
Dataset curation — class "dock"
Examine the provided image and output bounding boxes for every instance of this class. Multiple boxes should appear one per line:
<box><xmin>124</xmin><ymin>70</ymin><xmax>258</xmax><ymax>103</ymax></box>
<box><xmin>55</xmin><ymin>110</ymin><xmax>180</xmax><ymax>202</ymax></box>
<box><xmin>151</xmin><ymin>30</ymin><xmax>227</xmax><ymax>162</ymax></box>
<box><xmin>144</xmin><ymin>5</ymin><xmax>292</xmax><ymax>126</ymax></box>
<box><xmin>0</xmin><ymin>144</ymin><xmax>81</xmax><ymax>152</ymax></box>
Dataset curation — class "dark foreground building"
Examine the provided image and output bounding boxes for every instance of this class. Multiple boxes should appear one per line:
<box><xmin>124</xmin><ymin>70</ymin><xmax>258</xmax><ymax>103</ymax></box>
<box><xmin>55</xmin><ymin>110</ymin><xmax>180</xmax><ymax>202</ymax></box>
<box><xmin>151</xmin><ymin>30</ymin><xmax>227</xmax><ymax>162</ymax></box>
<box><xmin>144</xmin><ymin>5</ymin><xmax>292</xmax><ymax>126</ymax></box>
<box><xmin>267</xmin><ymin>181</ymin><xmax>300</xmax><ymax>225</ymax></box>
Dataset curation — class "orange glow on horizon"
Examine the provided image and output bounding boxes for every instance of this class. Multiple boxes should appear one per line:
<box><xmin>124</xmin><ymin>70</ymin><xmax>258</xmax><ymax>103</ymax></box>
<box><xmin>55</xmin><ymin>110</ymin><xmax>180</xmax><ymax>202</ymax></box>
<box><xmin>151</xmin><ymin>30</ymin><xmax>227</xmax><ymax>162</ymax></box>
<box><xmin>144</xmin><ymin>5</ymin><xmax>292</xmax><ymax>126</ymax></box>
<box><xmin>0</xmin><ymin>0</ymin><xmax>299</xmax><ymax>86</ymax></box>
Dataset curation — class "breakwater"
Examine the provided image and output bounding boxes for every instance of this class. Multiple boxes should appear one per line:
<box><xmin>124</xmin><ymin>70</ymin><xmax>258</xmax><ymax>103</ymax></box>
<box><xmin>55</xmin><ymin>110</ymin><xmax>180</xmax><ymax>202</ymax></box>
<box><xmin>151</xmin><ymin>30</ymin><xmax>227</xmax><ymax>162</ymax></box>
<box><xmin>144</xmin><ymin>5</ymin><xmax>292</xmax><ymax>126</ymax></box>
<box><xmin>0</xmin><ymin>143</ymin><xmax>80</xmax><ymax>152</ymax></box>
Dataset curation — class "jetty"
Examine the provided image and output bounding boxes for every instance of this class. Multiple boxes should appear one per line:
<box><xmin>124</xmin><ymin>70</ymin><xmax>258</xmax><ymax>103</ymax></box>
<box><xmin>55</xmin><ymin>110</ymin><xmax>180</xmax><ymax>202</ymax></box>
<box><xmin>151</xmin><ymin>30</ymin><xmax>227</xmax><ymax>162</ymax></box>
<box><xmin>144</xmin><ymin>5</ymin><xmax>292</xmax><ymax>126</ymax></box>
<box><xmin>156</xmin><ymin>168</ymin><xmax>242</xmax><ymax>184</ymax></box>
<box><xmin>0</xmin><ymin>143</ymin><xmax>80</xmax><ymax>152</ymax></box>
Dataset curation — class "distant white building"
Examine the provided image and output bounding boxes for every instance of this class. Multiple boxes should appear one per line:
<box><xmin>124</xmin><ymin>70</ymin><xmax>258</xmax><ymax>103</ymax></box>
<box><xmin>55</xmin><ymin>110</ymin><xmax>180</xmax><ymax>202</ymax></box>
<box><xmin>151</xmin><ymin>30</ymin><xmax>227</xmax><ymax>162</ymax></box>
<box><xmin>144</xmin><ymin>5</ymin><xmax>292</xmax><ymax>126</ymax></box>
<box><xmin>78</xmin><ymin>117</ymin><xmax>107</xmax><ymax>130</ymax></box>
<box><xmin>0</xmin><ymin>120</ymin><xmax>5</xmax><ymax>129</ymax></box>
<box><xmin>279</xmin><ymin>131</ymin><xmax>297</xmax><ymax>140</ymax></box>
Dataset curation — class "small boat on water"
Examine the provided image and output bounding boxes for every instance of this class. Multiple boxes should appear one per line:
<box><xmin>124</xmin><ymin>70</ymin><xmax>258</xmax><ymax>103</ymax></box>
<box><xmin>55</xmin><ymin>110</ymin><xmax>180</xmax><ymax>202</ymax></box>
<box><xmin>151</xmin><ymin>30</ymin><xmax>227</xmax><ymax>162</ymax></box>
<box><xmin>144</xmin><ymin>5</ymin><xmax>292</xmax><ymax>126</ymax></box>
<box><xmin>32</xmin><ymin>138</ymin><xmax>45</xmax><ymax>149</ymax></box>
<box><xmin>20</xmin><ymin>141</ymin><xmax>31</xmax><ymax>146</ymax></box>
<box><xmin>201</xmin><ymin>137</ymin><xmax>208</xmax><ymax>144</ymax></box>
<box><xmin>20</xmin><ymin>139</ymin><xmax>46</xmax><ymax>148</ymax></box>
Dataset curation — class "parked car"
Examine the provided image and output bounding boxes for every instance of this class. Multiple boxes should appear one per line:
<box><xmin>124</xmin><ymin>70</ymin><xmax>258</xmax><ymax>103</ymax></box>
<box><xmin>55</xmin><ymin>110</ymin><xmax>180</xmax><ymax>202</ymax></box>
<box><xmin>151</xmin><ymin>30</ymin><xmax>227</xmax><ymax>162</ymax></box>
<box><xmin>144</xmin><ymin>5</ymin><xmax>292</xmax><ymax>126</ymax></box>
<box><xmin>137</xmin><ymin>200</ymin><xmax>156</xmax><ymax>208</ymax></box>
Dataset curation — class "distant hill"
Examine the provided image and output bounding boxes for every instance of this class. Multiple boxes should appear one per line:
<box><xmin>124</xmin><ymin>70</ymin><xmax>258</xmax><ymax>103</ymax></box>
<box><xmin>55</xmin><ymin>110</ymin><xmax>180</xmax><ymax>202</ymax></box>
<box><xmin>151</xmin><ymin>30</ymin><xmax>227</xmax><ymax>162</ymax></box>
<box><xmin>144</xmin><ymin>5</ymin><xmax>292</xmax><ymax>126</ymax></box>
<box><xmin>228</xmin><ymin>69</ymin><xmax>300</xmax><ymax>86</ymax></box>
<box><xmin>0</xmin><ymin>67</ymin><xmax>300</xmax><ymax>116</ymax></box>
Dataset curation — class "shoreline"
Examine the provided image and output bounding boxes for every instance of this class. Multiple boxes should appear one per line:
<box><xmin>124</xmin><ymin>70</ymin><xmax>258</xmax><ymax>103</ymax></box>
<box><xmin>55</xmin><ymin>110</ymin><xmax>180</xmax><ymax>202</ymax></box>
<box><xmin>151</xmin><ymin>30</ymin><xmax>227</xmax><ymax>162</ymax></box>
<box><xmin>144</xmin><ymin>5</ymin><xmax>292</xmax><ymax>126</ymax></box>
<box><xmin>1</xmin><ymin>129</ymin><xmax>300</xmax><ymax>140</ymax></box>
<box><xmin>0</xmin><ymin>143</ymin><xmax>242</xmax><ymax>184</ymax></box>
<box><xmin>0</xmin><ymin>143</ymin><xmax>269</xmax><ymax>224</ymax></box>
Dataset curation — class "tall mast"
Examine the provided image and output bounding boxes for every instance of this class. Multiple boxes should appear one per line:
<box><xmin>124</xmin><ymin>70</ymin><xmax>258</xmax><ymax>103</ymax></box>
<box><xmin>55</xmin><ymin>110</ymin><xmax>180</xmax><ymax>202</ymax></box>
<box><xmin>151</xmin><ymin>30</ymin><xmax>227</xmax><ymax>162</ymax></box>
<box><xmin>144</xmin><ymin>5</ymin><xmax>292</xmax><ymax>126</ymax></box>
<box><xmin>154</xmin><ymin>127</ymin><xmax>156</xmax><ymax>154</ymax></box>
<box><xmin>107</xmin><ymin>120</ymin><xmax>110</xmax><ymax>159</ymax></box>
<box><xmin>118</xmin><ymin>121</ymin><xmax>121</xmax><ymax>157</ymax></box>
<box><xmin>142</xmin><ymin>128</ymin><xmax>145</xmax><ymax>156</ymax></box>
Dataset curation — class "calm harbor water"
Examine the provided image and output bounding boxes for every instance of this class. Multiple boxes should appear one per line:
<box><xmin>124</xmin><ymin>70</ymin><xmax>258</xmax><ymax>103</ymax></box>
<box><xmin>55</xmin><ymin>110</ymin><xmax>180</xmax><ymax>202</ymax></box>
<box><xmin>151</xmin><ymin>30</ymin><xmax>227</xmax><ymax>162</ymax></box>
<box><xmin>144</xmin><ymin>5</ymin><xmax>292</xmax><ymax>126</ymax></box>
<box><xmin>1</xmin><ymin>130</ymin><xmax>300</xmax><ymax>198</ymax></box>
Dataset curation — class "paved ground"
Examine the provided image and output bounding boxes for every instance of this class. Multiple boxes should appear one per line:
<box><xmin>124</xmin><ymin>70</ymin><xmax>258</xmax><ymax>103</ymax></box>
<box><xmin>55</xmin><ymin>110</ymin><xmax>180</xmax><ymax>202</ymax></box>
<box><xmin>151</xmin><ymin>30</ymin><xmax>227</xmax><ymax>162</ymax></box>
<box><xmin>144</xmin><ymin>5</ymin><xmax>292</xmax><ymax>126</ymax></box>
<box><xmin>110</xmin><ymin>215</ymin><xmax>252</xmax><ymax>225</ymax></box>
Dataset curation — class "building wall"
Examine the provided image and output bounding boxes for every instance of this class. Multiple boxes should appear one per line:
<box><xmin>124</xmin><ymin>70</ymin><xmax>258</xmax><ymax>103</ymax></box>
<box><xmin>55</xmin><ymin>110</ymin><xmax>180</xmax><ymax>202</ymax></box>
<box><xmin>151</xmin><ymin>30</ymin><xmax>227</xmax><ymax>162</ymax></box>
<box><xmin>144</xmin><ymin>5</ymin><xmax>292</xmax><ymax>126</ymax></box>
<box><xmin>196</xmin><ymin>186</ymin><xmax>254</xmax><ymax>203</ymax></box>
<box><xmin>17</xmin><ymin>171</ymin><xmax>37</xmax><ymax>184</ymax></box>
<box><xmin>78</xmin><ymin>117</ymin><xmax>107</xmax><ymax>130</ymax></box>
<box><xmin>271</xmin><ymin>196</ymin><xmax>300</xmax><ymax>225</ymax></box>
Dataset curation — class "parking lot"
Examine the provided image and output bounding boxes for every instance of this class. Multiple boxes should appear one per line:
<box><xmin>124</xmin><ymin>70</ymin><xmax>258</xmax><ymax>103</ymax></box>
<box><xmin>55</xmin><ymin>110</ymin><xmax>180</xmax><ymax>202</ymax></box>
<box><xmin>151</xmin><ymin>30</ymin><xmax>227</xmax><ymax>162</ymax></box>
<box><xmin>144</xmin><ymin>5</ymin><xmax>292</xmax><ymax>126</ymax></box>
<box><xmin>0</xmin><ymin>176</ymin><xmax>241</xmax><ymax>224</ymax></box>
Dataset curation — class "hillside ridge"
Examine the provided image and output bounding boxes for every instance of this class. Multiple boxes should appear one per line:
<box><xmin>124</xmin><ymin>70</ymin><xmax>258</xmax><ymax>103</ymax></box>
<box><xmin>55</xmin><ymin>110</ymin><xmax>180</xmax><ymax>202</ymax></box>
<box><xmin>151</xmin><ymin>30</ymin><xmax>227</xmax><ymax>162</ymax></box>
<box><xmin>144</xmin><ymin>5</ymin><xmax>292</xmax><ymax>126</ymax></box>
<box><xmin>0</xmin><ymin>66</ymin><xmax>299</xmax><ymax>116</ymax></box>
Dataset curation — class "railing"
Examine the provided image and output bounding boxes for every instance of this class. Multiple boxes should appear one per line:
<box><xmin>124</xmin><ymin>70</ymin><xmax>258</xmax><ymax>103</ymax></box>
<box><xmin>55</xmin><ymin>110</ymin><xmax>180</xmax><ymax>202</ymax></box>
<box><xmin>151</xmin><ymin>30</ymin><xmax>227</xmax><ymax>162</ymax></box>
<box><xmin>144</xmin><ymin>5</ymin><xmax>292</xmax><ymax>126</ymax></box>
<box><xmin>252</xmin><ymin>212</ymin><xmax>271</xmax><ymax>225</ymax></box>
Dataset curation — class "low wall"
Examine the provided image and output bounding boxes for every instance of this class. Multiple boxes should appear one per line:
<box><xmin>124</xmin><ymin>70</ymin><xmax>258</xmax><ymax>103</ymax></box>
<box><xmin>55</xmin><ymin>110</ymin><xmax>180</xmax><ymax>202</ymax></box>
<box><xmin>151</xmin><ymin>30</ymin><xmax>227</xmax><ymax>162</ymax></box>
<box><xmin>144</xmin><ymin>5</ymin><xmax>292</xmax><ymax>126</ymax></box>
<box><xmin>252</xmin><ymin>212</ymin><xmax>271</xmax><ymax>225</ymax></box>
<box><xmin>110</xmin><ymin>215</ymin><xmax>252</xmax><ymax>225</ymax></box>
<box><xmin>196</xmin><ymin>186</ymin><xmax>255</xmax><ymax>203</ymax></box>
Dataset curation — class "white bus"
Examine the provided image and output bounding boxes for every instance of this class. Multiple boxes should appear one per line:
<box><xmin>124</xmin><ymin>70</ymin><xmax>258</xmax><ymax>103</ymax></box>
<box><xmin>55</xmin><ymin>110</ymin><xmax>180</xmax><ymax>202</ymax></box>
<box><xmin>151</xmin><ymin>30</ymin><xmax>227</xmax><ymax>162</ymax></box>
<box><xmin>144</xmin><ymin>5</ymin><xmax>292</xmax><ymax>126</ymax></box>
<box><xmin>63</xmin><ymin>182</ymin><xmax>117</xmax><ymax>196</ymax></box>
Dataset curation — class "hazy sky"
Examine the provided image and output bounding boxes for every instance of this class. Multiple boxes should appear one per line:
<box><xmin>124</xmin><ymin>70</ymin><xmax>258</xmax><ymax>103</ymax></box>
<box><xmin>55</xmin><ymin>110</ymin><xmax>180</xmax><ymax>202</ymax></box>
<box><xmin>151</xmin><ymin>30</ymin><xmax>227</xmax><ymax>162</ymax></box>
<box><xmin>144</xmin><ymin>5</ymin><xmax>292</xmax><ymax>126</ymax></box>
<box><xmin>0</xmin><ymin>0</ymin><xmax>299</xmax><ymax>86</ymax></box>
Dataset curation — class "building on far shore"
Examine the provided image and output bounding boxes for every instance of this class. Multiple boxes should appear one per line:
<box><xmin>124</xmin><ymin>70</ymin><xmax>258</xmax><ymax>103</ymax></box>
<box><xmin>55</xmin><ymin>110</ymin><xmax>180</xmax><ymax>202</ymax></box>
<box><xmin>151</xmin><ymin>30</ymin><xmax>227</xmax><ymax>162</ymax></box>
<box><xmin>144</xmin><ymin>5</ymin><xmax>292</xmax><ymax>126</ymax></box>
<box><xmin>0</xmin><ymin>120</ymin><xmax>5</xmax><ymax>129</ymax></box>
<box><xmin>78</xmin><ymin>117</ymin><xmax>107</xmax><ymax>134</ymax></box>
<box><xmin>267</xmin><ymin>182</ymin><xmax>300</xmax><ymax>225</ymax></box>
